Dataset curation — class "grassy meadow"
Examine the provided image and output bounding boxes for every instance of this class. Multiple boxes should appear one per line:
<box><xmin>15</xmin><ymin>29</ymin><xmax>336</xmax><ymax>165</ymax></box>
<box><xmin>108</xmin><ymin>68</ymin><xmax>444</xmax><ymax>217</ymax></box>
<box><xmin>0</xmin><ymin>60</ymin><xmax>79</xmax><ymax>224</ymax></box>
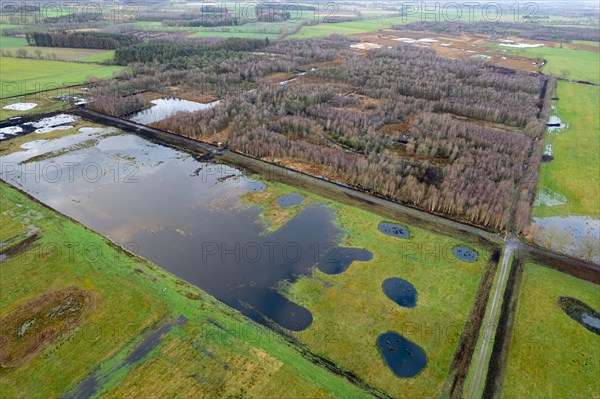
<box><xmin>534</xmin><ymin>82</ymin><xmax>600</xmax><ymax>217</ymax></box>
<box><xmin>243</xmin><ymin>180</ymin><xmax>492</xmax><ymax>398</ymax></box>
<box><xmin>493</xmin><ymin>44</ymin><xmax>600</xmax><ymax>84</ymax></box>
<box><xmin>502</xmin><ymin>263</ymin><xmax>600</xmax><ymax>398</ymax></box>
<box><xmin>1</xmin><ymin>46</ymin><xmax>115</xmax><ymax>63</ymax></box>
<box><xmin>0</xmin><ymin>57</ymin><xmax>122</xmax><ymax>98</ymax></box>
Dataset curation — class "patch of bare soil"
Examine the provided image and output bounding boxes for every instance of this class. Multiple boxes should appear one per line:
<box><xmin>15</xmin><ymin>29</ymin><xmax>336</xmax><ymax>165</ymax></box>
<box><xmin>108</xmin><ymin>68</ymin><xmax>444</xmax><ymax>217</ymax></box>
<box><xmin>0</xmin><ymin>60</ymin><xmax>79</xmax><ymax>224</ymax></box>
<box><xmin>297</xmin><ymin>59</ymin><xmax>345</xmax><ymax>70</ymax></box>
<box><xmin>261</xmin><ymin>72</ymin><xmax>297</xmax><ymax>84</ymax></box>
<box><xmin>266</xmin><ymin>157</ymin><xmax>345</xmax><ymax>183</ymax></box>
<box><xmin>0</xmin><ymin>287</ymin><xmax>94</xmax><ymax>369</ymax></box>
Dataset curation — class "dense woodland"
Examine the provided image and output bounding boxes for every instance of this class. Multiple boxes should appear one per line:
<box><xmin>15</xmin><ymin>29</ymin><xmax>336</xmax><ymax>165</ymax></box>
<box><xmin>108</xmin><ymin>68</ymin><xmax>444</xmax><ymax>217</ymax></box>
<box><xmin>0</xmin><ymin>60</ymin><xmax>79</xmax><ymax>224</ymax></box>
<box><xmin>27</xmin><ymin>31</ymin><xmax>141</xmax><ymax>49</ymax></box>
<box><xmin>394</xmin><ymin>21</ymin><xmax>600</xmax><ymax>43</ymax></box>
<box><xmin>88</xmin><ymin>37</ymin><xmax>553</xmax><ymax>231</ymax></box>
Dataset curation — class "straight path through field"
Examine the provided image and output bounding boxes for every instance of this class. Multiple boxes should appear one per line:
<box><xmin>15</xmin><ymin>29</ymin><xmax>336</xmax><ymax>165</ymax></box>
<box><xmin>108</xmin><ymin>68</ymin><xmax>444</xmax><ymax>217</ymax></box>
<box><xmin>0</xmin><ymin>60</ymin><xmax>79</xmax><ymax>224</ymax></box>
<box><xmin>467</xmin><ymin>238</ymin><xmax>518</xmax><ymax>398</ymax></box>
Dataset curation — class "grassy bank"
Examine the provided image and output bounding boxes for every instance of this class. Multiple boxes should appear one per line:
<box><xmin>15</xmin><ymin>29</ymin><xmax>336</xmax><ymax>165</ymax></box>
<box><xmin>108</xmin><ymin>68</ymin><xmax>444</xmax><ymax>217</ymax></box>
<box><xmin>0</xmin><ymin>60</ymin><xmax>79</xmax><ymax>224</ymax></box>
<box><xmin>534</xmin><ymin>81</ymin><xmax>600</xmax><ymax>217</ymax></box>
<box><xmin>502</xmin><ymin>263</ymin><xmax>600</xmax><ymax>398</ymax></box>
<box><xmin>0</xmin><ymin>182</ymin><xmax>372</xmax><ymax>398</ymax></box>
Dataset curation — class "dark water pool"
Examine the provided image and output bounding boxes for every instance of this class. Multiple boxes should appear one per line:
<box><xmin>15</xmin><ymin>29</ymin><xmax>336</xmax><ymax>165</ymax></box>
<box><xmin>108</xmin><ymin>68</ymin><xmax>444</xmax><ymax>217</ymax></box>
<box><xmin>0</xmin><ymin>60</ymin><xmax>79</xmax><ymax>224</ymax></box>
<box><xmin>558</xmin><ymin>297</ymin><xmax>600</xmax><ymax>336</ymax></box>
<box><xmin>378</xmin><ymin>222</ymin><xmax>409</xmax><ymax>239</ymax></box>
<box><xmin>317</xmin><ymin>247</ymin><xmax>373</xmax><ymax>275</ymax></box>
<box><xmin>276</xmin><ymin>193</ymin><xmax>306</xmax><ymax>208</ymax></box>
<box><xmin>0</xmin><ymin>127</ymin><xmax>372</xmax><ymax>332</ymax></box>
<box><xmin>377</xmin><ymin>332</ymin><xmax>427</xmax><ymax>378</ymax></box>
<box><xmin>382</xmin><ymin>278</ymin><xmax>417</xmax><ymax>308</ymax></box>
<box><xmin>453</xmin><ymin>246</ymin><xmax>478</xmax><ymax>262</ymax></box>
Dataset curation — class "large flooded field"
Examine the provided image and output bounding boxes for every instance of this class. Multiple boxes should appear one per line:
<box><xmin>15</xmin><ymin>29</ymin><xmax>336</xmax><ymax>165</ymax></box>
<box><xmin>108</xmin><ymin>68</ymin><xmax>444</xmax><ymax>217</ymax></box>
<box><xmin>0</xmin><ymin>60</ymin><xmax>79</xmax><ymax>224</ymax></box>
<box><xmin>0</xmin><ymin>116</ymin><xmax>371</xmax><ymax>331</ymax></box>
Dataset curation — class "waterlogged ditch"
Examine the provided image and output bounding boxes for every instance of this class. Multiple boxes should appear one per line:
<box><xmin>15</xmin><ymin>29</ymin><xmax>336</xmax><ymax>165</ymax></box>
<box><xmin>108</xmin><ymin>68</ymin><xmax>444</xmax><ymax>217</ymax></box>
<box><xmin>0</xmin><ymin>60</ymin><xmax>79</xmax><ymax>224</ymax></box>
<box><xmin>0</xmin><ymin>120</ymin><xmax>374</xmax><ymax>332</ymax></box>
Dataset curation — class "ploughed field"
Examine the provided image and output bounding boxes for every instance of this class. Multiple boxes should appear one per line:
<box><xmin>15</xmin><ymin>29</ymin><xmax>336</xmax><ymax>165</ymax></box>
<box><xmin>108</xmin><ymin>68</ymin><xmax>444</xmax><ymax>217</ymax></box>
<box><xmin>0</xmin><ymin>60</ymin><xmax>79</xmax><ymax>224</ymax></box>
<box><xmin>0</xmin><ymin>117</ymin><xmax>495</xmax><ymax>398</ymax></box>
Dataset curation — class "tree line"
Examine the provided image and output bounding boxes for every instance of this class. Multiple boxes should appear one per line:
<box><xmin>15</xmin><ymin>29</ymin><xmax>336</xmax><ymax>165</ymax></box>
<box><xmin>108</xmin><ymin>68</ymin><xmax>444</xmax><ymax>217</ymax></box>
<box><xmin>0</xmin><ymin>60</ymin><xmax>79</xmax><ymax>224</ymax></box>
<box><xmin>27</xmin><ymin>31</ymin><xmax>141</xmax><ymax>49</ymax></box>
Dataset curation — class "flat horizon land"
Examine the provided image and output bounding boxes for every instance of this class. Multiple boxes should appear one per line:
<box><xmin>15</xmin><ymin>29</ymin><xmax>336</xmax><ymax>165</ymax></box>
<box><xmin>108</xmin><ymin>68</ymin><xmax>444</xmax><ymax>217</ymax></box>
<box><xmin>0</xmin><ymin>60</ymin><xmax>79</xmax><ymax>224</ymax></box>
<box><xmin>0</xmin><ymin>3</ymin><xmax>599</xmax><ymax>398</ymax></box>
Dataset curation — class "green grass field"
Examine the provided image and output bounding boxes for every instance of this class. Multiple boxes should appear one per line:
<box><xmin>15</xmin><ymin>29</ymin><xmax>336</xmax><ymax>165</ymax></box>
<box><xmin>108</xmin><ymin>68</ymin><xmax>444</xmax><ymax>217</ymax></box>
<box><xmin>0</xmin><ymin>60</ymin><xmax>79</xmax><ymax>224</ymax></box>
<box><xmin>1</xmin><ymin>46</ymin><xmax>114</xmax><ymax>63</ymax></box>
<box><xmin>244</xmin><ymin>181</ymin><xmax>491</xmax><ymax>398</ymax></box>
<box><xmin>0</xmin><ymin>181</ymin><xmax>371</xmax><ymax>399</ymax></box>
<box><xmin>502</xmin><ymin>263</ymin><xmax>600</xmax><ymax>398</ymax></box>
<box><xmin>0</xmin><ymin>57</ymin><xmax>122</xmax><ymax>98</ymax></box>
<box><xmin>492</xmin><ymin>44</ymin><xmax>600</xmax><ymax>83</ymax></box>
<box><xmin>534</xmin><ymin>82</ymin><xmax>600</xmax><ymax>217</ymax></box>
<box><xmin>0</xmin><ymin>36</ymin><xmax>28</xmax><ymax>48</ymax></box>
<box><xmin>188</xmin><ymin>21</ymin><xmax>300</xmax><ymax>39</ymax></box>
<box><xmin>289</xmin><ymin>17</ymin><xmax>411</xmax><ymax>38</ymax></box>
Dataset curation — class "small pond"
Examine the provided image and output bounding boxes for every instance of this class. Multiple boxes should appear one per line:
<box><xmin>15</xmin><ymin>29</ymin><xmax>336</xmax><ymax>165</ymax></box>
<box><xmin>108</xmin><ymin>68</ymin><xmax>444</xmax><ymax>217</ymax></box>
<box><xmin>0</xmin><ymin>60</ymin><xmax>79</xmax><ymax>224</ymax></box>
<box><xmin>377</xmin><ymin>332</ymin><xmax>427</xmax><ymax>378</ymax></box>
<box><xmin>382</xmin><ymin>278</ymin><xmax>417</xmax><ymax>308</ymax></box>
<box><xmin>453</xmin><ymin>246</ymin><xmax>478</xmax><ymax>262</ymax></box>
<box><xmin>3</xmin><ymin>102</ymin><xmax>37</xmax><ymax>111</ymax></box>
<box><xmin>129</xmin><ymin>98</ymin><xmax>221</xmax><ymax>125</ymax></box>
<box><xmin>558</xmin><ymin>297</ymin><xmax>600</xmax><ymax>336</ymax></box>
<box><xmin>317</xmin><ymin>247</ymin><xmax>373</xmax><ymax>275</ymax></box>
<box><xmin>276</xmin><ymin>193</ymin><xmax>306</xmax><ymax>208</ymax></box>
<box><xmin>378</xmin><ymin>222</ymin><xmax>409</xmax><ymax>239</ymax></box>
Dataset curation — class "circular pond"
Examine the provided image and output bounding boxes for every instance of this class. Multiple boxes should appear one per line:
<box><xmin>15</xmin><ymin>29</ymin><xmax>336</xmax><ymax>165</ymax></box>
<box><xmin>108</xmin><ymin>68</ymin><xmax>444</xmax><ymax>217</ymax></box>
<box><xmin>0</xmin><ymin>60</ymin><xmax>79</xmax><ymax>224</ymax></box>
<box><xmin>378</xmin><ymin>222</ymin><xmax>409</xmax><ymax>239</ymax></box>
<box><xmin>377</xmin><ymin>332</ymin><xmax>427</xmax><ymax>378</ymax></box>
<box><xmin>453</xmin><ymin>246</ymin><xmax>478</xmax><ymax>262</ymax></box>
<box><xmin>276</xmin><ymin>193</ymin><xmax>306</xmax><ymax>208</ymax></box>
<box><xmin>383</xmin><ymin>278</ymin><xmax>417</xmax><ymax>308</ymax></box>
<box><xmin>246</xmin><ymin>180</ymin><xmax>266</xmax><ymax>192</ymax></box>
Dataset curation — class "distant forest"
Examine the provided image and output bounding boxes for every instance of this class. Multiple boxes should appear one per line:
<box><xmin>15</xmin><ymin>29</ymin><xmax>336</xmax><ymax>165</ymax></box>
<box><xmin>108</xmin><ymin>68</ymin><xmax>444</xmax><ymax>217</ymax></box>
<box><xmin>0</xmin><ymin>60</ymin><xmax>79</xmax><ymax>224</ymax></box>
<box><xmin>89</xmin><ymin>36</ymin><xmax>554</xmax><ymax>231</ymax></box>
<box><xmin>393</xmin><ymin>21</ymin><xmax>600</xmax><ymax>43</ymax></box>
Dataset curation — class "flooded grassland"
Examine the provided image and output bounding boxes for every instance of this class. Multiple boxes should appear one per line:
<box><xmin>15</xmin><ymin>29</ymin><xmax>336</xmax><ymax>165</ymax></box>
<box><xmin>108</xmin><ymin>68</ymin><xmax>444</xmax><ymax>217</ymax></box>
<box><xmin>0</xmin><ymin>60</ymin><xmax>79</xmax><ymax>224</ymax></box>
<box><xmin>0</xmin><ymin>116</ymin><xmax>494</xmax><ymax>398</ymax></box>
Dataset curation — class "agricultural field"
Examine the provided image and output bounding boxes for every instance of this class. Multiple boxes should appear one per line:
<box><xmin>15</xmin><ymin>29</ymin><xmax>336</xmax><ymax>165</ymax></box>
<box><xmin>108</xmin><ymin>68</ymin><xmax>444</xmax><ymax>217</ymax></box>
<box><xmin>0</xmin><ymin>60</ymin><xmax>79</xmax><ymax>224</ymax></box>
<box><xmin>0</xmin><ymin>57</ymin><xmax>122</xmax><ymax>97</ymax></box>
<box><xmin>0</xmin><ymin>36</ymin><xmax>27</xmax><ymax>48</ymax></box>
<box><xmin>491</xmin><ymin>43</ymin><xmax>600</xmax><ymax>83</ymax></box>
<box><xmin>1</xmin><ymin>46</ymin><xmax>115</xmax><ymax>63</ymax></box>
<box><xmin>188</xmin><ymin>21</ymin><xmax>300</xmax><ymax>39</ymax></box>
<box><xmin>534</xmin><ymin>82</ymin><xmax>600</xmax><ymax>218</ymax></box>
<box><xmin>0</xmin><ymin>181</ymin><xmax>370</xmax><ymax>399</ymax></box>
<box><xmin>502</xmin><ymin>263</ymin><xmax>600</xmax><ymax>398</ymax></box>
<box><xmin>289</xmin><ymin>17</ymin><xmax>411</xmax><ymax>39</ymax></box>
